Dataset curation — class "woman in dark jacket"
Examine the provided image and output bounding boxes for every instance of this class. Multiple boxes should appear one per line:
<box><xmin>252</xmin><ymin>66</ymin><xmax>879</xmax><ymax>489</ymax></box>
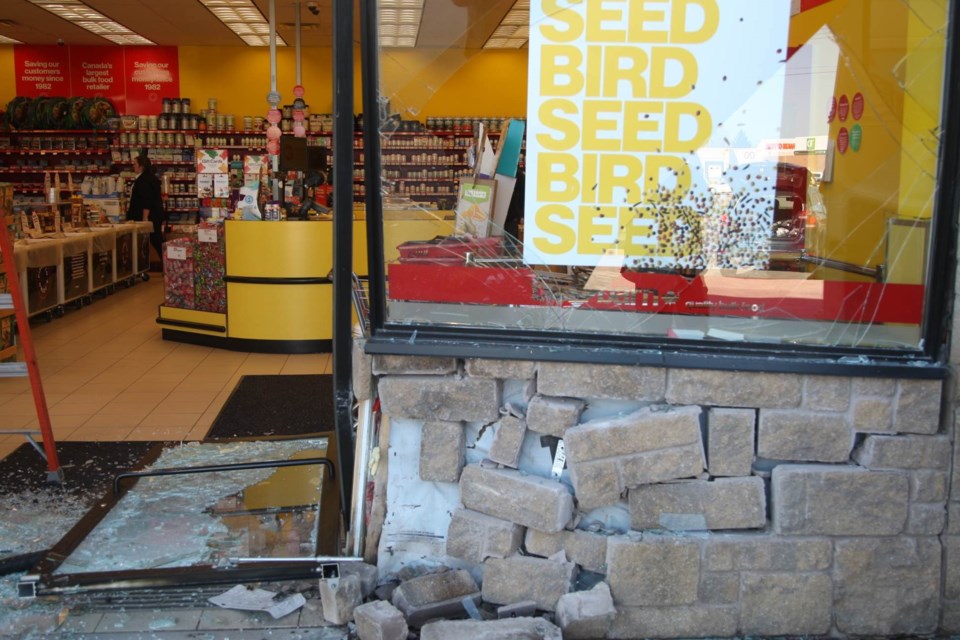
<box><xmin>127</xmin><ymin>154</ymin><xmax>165</xmax><ymax>266</ymax></box>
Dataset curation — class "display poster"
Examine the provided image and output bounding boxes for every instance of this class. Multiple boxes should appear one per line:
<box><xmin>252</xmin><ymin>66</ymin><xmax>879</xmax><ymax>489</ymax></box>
<box><xmin>197</xmin><ymin>149</ymin><xmax>229</xmax><ymax>174</ymax></box>
<box><xmin>14</xmin><ymin>45</ymin><xmax>179</xmax><ymax>116</ymax></box>
<box><xmin>14</xmin><ymin>46</ymin><xmax>70</xmax><ymax>97</ymax></box>
<box><xmin>69</xmin><ymin>46</ymin><xmax>127</xmax><ymax>110</ymax></box>
<box><xmin>123</xmin><ymin>46</ymin><xmax>180</xmax><ymax>115</ymax></box>
<box><xmin>524</xmin><ymin>0</ymin><xmax>792</xmax><ymax>269</ymax></box>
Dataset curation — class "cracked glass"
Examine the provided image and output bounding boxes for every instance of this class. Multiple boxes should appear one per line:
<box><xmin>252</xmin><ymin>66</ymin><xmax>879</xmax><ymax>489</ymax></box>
<box><xmin>375</xmin><ymin>0</ymin><xmax>947</xmax><ymax>351</ymax></box>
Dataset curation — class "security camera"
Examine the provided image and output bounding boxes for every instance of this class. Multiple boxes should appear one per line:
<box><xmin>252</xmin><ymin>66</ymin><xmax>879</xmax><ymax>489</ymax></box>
<box><xmin>56</xmin><ymin>38</ymin><xmax>65</xmax><ymax>46</ymax></box>
<box><xmin>306</xmin><ymin>1</ymin><xmax>320</xmax><ymax>15</ymax></box>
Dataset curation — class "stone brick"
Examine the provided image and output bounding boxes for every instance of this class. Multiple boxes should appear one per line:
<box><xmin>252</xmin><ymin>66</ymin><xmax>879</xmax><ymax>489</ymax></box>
<box><xmin>568</xmin><ymin>459</ymin><xmax>622</xmax><ymax>509</ymax></box>
<box><xmin>488</xmin><ymin>414</ymin><xmax>526</xmax><ymax>468</ymax></box>
<box><xmin>565</xmin><ymin>406</ymin><xmax>702</xmax><ymax>463</ymax></box>
<box><xmin>460</xmin><ymin>465</ymin><xmax>574</xmax><ymax>533</ymax></box>
<box><xmin>852</xmin><ymin>377</ymin><xmax>896</xmax><ymax>396</ymax></box>
<box><xmin>319</xmin><ymin>574</ymin><xmax>363</xmax><ymax>625</ymax></box>
<box><xmin>912</xmin><ymin>470</ymin><xmax>949</xmax><ymax>502</ymax></box>
<box><xmin>907</xmin><ymin>503</ymin><xmax>946</xmax><ymax>535</ymax></box>
<box><xmin>610</xmin><ymin>606</ymin><xmax>738</xmax><ymax>639</ymax></box>
<box><xmin>834</xmin><ymin>537</ymin><xmax>941</xmax><ymax>635</ymax></box>
<box><xmin>420</xmin><ymin>617</ymin><xmax>562</xmax><ymax>640</ymax></box>
<box><xmin>419</xmin><ymin>421</ymin><xmax>464</xmax><ymax>483</ymax></box>
<box><xmin>538</xmin><ymin>362</ymin><xmax>666</xmax><ymax>401</ymax></box>
<box><xmin>706</xmin><ymin>408</ymin><xmax>754</xmax><ymax>477</ymax></box>
<box><xmin>950</xmin><ymin>503</ymin><xmax>960</xmax><ymax>535</ymax></box>
<box><xmin>852</xmin><ymin>396</ymin><xmax>895</xmax><ymax>433</ymax></box>
<box><xmin>629</xmin><ymin>478</ymin><xmax>766</xmax><ymax>531</ymax></box>
<box><xmin>555</xmin><ymin>582</ymin><xmax>616</xmax><ymax>640</ymax></box>
<box><xmin>373</xmin><ymin>355</ymin><xmax>458</xmax><ymax>375</ymax></box>
<box><xmin>524</xmin><ymin>528</ymin><xmax>565</xmax><ymax>558</ymax></box>
<box><xmin>853</xmin><ymin>435</ymin><xmax>950</xmax><ymax>470</ymax></box>
<box><xmin>699</xmin><ymin>572</ymin><xmax>739</xmax><ymax>604</ymax></box>
<box><xmin>945</xmin><ymin>536</ymin><xmax>960</xmax><ymax>600</ymax></box>
<box><xmin>617</xmin><ymin>443</ymin><xmax>705</xmax><ymax>489</ymax></box>
<box><xmin>465</xmin><ymin>358</ymin><xmax>537</xmax><ymax>379</ymax></box>
<box><xmin>482</xmin><ymin>555</ymin><xmax>577</xmax><ymax>612</ymax></box>
<box><xmin>379</xmin><ymin>375</ymin><xmax>501</xmax><ymax>422</ymax></box>
<box><xmin>391</xmin><ymin>569</ymin><xmax>480</xmax><ymax>628</ymax></box>
<box><xmin>666</xmin><ymin>369</ymin><xmax>801</xmax><ymax>408</ymax></box>
<box><xmin>446</xmin><ymin>509</ymin><xmax>524</xmax><ymax>564</ymax></box>
<box><xmin>341</xmin><ymin>562</ymin><xmax>379</xmax><ymax>598</ymax></box>
<box><xmin>498</xmin><ymin>566</ymin><xmax>574</xmax><ymax>613</ymax></box>
<box><xmin>943</xmin><ymin>602</ymin><xmax>960</xmax><ymax>635</ymax></box>
<box><xmin>525</xmin><ymin>394</ymin><xmax>584</xmax><ymax>438</ymax></box>
<box><xmin>565</xmin><ymin>530</ymin><xmax>610</xmax><ymax>574</ymax></box>
<box><xmin>757</xmin><ymin>410</ymin><xmax>852</xmax><ymax>462</ymax></box>
<box><xmin>741</xmin><ymin>572</ymin><xmax>831</xmax><ymax>636</ymax></box>
<box><xmin>606</xmin><ymin>536</ymin><xmax>700</xmax><ymax>606</ymax></box>
<box><xmin>894</xmin><ymin>379</ymin><xmax>942</xmax><ymax>434</ymax></box>
<box><xmin>803</xmin><ymin>375</ymin><xmax>851</xmax><ymax>411</ymax></box>
<box><xmin>703</xmin><ymin>535</ymin><xmax>832</xmax><ymax>572</ymax></box>
<box><xmin>353</xmin><ymin>337</ymin><xmax>373</xmax><ymax>402</ymax></box>
<box><xmin>353</xmin><ymin>600</ymin><xmax>408</xmax><ymax>640</ymax></box>
<box><xmin>772</xmin><ymin>465</ymin><xmax>909</xmax><ymax>535</ymax></box>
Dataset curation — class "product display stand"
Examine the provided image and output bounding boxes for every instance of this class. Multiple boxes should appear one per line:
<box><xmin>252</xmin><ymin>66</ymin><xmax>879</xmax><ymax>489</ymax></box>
<box><xmin>0</xmin><ymin>209</ymin><xmax>63</xmax><ymax>483</ymax></box>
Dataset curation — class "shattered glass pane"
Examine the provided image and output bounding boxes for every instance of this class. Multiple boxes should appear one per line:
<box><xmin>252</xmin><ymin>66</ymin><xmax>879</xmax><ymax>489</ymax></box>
<box><xmin>376</xmin><ymin>0</ymin><xmax>947</xmax><ymax>352</ymax></box>
<box><xmin>54</xmin><ymin>439</ymin><xmax>330</xmax><ymax>574</ymax></box>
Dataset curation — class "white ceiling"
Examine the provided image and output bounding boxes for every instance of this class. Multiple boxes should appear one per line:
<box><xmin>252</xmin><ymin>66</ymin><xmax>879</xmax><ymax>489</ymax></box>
<box><xmin>0</xmin><ymin>0</ymin><xmax>517</xmax><ymax>48</ymax></box>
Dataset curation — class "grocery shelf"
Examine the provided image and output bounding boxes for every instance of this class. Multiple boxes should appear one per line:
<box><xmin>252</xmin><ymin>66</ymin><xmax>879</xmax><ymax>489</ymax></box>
<box><xmin>0</xmin><ymin>149</ymin><xmax>111</xmax><ymax>155</ymax></box>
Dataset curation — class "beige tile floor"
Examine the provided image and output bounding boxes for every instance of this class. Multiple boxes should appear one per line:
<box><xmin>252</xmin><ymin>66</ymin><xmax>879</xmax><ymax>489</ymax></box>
<box><xmin>0</xmin><ymin>277</ymin><xmax>332</xmax><ymax>459</ymax></box>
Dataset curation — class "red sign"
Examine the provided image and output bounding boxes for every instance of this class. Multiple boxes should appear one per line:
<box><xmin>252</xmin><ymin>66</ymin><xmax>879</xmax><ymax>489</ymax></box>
<box><xmin>852</xmin><ymin>92</ymin><xmax>865</xmax><ymax>120</ymax></box>
<box><xmin>828</xmin><ymin>96</ymin><xmax>837</xmax><ymax>123</ymax></box>
<box><xmin>123</xmin><ymin>46</ymin><xmax>180</xmax><ymax>116</ymax></box>
<box><xmin>14</xmin><ymin>46</ymin><xmax>70</xmax><ymax>97</ymax></box>
<box><xmin>837</xmin><ymin>94</ymin><xmax>850</xmax><ymax>122</ymax></box>
<box><xmin>837</xmin><ymin>127</ymin><xmax>850</xmax><ymax>154</ymax></box>
<box><xmin>69</xmin><ymin>46</ymin><xmax>127</xmax><ymax>112</ymax></box>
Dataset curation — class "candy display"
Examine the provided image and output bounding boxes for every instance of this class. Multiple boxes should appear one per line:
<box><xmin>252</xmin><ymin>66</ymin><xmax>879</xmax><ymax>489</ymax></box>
<box><xmin>163</xmin><ymin>237</ymin><xmax>196</xmax><ymax>310</ymax></box>
<box><xmin>194</xmin><ymin>222</ymin><xmax>226</xmax><ymax>313</ymax></box>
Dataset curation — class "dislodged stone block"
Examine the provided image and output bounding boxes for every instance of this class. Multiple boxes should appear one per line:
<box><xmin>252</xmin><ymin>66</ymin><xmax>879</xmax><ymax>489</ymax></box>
<box><xmin>341</xmin><ymin>562</ymin><xmax>379</xmax><ymax>598</ymax></box>
<box><xmin>566</xmin><ymin>406</ymin><xmax>704</xmax><ymax>508</ymax></box>
<box><xmin>538</xmin><ymin>362</ymin><xmax>666</xmax><ymax>401</ymax></box>
<box><xmin>523</xmin><ymin>529</ymin><xmax>608</xmax><ymax>573</ymax></box>
<box><xmin>703</xmin><ymin>535</ymin><xmax>832</xmax><ymax>572</ymax></box>
<box><xmin>802</xmin><ymin>375</ymin><xmax>851</xmax><ymax>411</ymax></box>
<box><xmin>446</xmin><ymin>509</ymin><xmax>523</xmax><ymax>564</ymax></box>
<box><xmin>834</xmin><ymin>537</ymin><xmax>941</xmax><ymax>635</ymax></box>
<box><xmin>741</xmin><ymin>572</ymin><xmax>831</xmax><ymax>636</ymax></box>
<box><xmin>379</xmin><ymin>375</ymin><xmax>501</xmax><ymax>422</ymax></box>
<box><xmin>757</xmin><ymin>410</ymin><xmax>852</xmax><ymax>462</ymax></box>
<box><xmin>420</xmin><ymin>617</ymin><xmax>562</xmax><ymax>640</ymax></box>
<box><xmin>353</xmin><ymin>337</ymin><xmax>373</xmax><ymax>402</ymax></box>
<box><xmin>319</xmin><ymin>574</ymin><xmax>363</xmax><ymax>625</ymax></box>
<box><xmin>465</xmin><ymin>358</ymin><xmax>536</xmax><ymax>379</ymax></box>
<box><xmin>354</xmin><ymin>600</ymin><xmax>409</xmax><ymax>640</ymax></box>
<box><xmin>629</xmin><ymin>478</ymin><xmax>766</xmax><ymax>531</ymax></box>
<box><xmin>489</xmin><ymin>414</ymin><xmax>526</xmax><ymax>468</ymax></box>
<box><xmin>894</xmin><ymin>379</ymin><xmax>942</xmax><ymax>434</ymax></box>
<box><xmin>556</xmin><ymin>582</ymin><xmax>616</xmax><ymax>639</ymax></box>
<box><xmin>482</xmin><ymin>555</ymin><xmax>577</xmax><ymax>612</ymax></box>
<box><xmin>666</xmin><ymin>369</ymin><xmax>801</xmax><ymax>408</ymax></box>
<box><xmin>606</xmin><ymin>536</ymin><xmax>700</xmax><ymax>606</ymax></box>
<box><xmin>525</xmin><ymin>394</ymin><xmax>584</xmax><ymax>438</ymax></box>
<box><xmin>772</xmin><ymin>465</ymin><xmax>908</xmax><ymax>535</ymax></box>
<box><xmin>707</xmin><ymin>408</ymin><xmax>754</xmax><ymax>477</ymax></box>
<box><xmin>853</xmin><ymin>435</ymin><xmax>950</xmax><ymax>471</ymax></box>
<box><xmin>373</xmin><ymin>355</ymin><xmax>458</xmax><ymax>375</ymax></box>
<box><xmin>420</xmin><ymin>421</ymin><xmax>464</xmax><ymax>483</ymax></box>
<box><xmin>853</xmin><ymin>397</ymin><xmax>894</xmax><ymax>433</ymax></box>
<box><xmin>391</xmin><ymin>569</ymin><xmax>480</xmax><ymax>628</ymax></box>
<box><xmin>524</xmin><ymin>528</ymin><xmax>565</xmax><ymax>558</ymax></box>
<box><xmin>460</xmin><ymin>465</ymin><xmax>574</xmax><ymax>533</ymax></box>
<box><xmin>610</xmin><ymin>605</ymin><xmax>737</xmax><ymax>639</ymax></box>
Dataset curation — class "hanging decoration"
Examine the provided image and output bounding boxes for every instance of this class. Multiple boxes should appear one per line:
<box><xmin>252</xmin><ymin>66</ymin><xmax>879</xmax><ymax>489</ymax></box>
<box><xmin>266</xmin><ymin>90</ymin><xmax>282</xmax><ymax>156</ymax></box>
<box><xmin>292</xmin><ymin>85</ymin><xmax>307</xmax><ymax>138</ymax></box>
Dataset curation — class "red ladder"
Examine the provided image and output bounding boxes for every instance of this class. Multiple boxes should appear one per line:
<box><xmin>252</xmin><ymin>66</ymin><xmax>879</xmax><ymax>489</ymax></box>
<box><xmin>0</xmin><ymin>211</ymin><xmax>62</xmax><ymax>482</ymax></box>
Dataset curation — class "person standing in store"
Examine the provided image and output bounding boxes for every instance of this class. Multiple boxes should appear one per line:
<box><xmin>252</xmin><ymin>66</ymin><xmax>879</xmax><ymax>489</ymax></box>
<box><xmin>127</xmin><ymin>154</ymin><xmax>166</xmax><ymax>269</ymax></box>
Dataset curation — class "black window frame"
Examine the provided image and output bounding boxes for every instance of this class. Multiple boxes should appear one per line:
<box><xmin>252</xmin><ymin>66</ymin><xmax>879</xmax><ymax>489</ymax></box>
<box><xmin>351</xmin><ymin>0</ymin><xmax>960</xmax><ymax>380</ymax></box>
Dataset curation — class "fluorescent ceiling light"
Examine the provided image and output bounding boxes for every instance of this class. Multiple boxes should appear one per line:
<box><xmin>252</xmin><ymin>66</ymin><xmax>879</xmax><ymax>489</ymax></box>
<box><xmin>27</xmin><ymin>0</ymin><xmax>154</xmax><ymax>45</ymax></box>
<box><xmin>198</xmin><ymin>0</ymin><xmax>287</xmax><ymax>46</ymax></box>
<box><xmin>0</xmin><ymin>35</ymin><xmax>23</xmax><ymax>44</ymax></box>
<box><xmin>485</xmin><ymin>0</ymin><xmax>529</xmax><ymax>49</ymax></box>
<box><xmin>379</xmin><ymin>0</ymin><xmax>423</xmax><ymax>48</ymax></box>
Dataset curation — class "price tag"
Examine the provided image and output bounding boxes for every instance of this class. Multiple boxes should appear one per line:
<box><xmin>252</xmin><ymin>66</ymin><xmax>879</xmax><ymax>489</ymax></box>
<box><xmin>198</xmin><ymin>227</ymin><xmax>218</xmax><ymax>243</ymax></box>
<box><xmin>550</xmin><ymin>440</ymin><xmax>566</xmax><ymax>479</ymax></box>
<box><xmin>166</xmin><ymin>245</ymin><xmax>187</xmax><ymax>261</ymax></box>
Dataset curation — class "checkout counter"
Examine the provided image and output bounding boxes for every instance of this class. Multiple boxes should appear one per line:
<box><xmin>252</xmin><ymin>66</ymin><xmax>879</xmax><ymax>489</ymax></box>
<box><xmin>156</xmin><ymin>210</ymin><xmax>454</xmax><ymax>352</ymax></box>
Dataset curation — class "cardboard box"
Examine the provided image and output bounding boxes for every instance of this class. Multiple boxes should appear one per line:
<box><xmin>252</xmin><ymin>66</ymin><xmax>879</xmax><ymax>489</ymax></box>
<box><xmin>454</xmin><ymin>178</ymin><xmax>497</xmax><ymax>237</ymax></box>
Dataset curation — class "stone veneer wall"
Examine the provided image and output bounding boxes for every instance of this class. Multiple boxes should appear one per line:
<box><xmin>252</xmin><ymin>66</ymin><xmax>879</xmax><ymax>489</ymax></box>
<box><xmin>357</xmin><ymin>346</ymin><xmax>955</xmax><ymax>638</ymax></box>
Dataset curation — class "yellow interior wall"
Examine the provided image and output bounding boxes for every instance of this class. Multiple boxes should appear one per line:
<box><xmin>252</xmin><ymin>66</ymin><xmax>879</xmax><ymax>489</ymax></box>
<box><xmin>816</xmin><ymin>0</ymin><xmax>910</xmax><ymax>278</ymax></box>
<box><xmin>0</xmin><ymin>46</ymin><xmax>15</xmax><ymax>108</ymax></box>
<box><xmin>897</xmin><ymin>1</ymin><xmax>946</xmax><ymax>220</ymax></box>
